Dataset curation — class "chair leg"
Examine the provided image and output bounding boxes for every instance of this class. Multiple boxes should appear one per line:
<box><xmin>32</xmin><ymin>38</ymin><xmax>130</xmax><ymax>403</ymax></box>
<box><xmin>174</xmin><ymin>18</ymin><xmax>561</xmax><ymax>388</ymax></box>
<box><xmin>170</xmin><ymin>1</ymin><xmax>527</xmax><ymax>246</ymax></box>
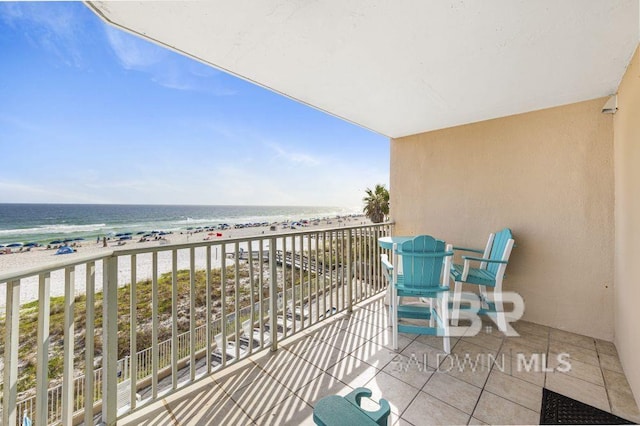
<box><xmin>387</xmin><ymin>286</ymin><xmax>393</xmax><ymax>329</ymax></box>
<box><xmin>452</xmin><ymin>281</ymin><xmax>461</xmax><ymax>327</ymax></box>
<box><xmin>429</xmin><ymin>298</ymin><xmax>435</xmax><ymax>328</ymax></box>
<box><xmin>441</xmin><ymin>292</ymin><xmax>451</xmax><ymax>354</ymax></box>
<box><xmin>392</xmin><ymin>291</ymin><xmax>399</xmax><ymax>350</ymax></box>
<box><xmin>479</xmin><ymin>285</ymin><xmax>489</xmax><ymax>311</ymax></box>
<box><xmin>494</xmin><ymin>291</ymin><xmax>507</xmax><ymax>333</ymax></box>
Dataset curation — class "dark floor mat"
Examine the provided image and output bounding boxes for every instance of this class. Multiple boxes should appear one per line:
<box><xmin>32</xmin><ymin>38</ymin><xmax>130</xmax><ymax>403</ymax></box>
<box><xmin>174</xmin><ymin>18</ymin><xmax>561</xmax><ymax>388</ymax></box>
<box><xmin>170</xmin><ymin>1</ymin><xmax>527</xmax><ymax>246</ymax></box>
<box><xmin>540</xmin><ymin>388</ymin><xmax>635</xmax><ymax>424</ymax></box>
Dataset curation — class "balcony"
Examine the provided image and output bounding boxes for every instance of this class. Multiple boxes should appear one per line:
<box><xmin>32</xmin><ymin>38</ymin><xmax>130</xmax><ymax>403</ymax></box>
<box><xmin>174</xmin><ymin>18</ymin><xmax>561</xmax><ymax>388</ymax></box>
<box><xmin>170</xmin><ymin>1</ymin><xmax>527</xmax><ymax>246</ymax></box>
<box><xmin>1</xmin><ymin>223</ymin><xmax>393</xmax><ymax>425</ymax></box>
<box><xmin>2</xmin><ymin>222</ymin><xmax>640</xmax><ymax>425</ymax></box>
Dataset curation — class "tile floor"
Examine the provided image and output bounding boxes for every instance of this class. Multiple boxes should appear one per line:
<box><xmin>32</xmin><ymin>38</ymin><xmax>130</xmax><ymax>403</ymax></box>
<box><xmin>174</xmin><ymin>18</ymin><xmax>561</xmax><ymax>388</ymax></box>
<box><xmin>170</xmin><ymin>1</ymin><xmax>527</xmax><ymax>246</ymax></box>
<box><xmin>120</xmin><ymin>294</ymin><xmax>640</xmax><ymax>425</ymax></box>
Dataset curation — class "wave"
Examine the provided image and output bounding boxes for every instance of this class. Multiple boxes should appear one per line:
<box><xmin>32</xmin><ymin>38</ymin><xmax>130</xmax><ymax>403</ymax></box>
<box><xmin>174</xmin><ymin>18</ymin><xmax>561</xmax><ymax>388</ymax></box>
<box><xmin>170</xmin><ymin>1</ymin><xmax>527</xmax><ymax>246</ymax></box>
<box><xmin>0</xmin><ymin>223</ymin><xmax>107</xmax><ymax>236</ymax></box>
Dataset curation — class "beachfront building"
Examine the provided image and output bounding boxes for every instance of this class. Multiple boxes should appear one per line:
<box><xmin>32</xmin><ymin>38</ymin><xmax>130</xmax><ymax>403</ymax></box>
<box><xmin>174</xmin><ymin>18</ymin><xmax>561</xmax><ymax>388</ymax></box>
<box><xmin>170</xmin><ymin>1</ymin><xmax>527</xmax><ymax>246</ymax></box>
<box><xmin>2</xmin><ymin>1</ymin><xmax>640</xmax><ymax>424</ymax></box>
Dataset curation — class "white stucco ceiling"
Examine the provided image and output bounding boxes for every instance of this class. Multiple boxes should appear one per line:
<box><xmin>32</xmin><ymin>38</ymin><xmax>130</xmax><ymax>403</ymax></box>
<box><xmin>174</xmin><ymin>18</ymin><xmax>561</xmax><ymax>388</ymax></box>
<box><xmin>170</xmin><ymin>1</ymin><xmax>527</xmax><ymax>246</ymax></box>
<box><xmin>87</xmin><ymin>1</ymin><xmax>639</xmax><ymax>138</ymax></box>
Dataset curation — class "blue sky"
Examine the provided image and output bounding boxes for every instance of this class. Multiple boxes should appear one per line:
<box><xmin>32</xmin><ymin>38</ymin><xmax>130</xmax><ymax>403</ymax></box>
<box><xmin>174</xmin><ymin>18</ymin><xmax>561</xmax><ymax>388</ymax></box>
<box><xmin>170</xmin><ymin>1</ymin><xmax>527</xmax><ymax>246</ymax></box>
<box><xmin>0</xmin><ymin>2</ymin><xmax>388</xmax><ymax>208</ymax></box>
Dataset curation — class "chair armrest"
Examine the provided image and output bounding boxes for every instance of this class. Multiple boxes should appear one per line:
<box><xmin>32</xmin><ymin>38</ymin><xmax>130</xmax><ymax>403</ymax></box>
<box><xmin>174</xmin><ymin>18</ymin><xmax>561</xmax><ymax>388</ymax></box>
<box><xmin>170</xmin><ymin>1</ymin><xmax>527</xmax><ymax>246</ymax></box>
<box><xmin>345</xmin><ymin>387</ymin><xmax>391</xmax><ymax>426</ymax></box>
<box><xmin>380</xmin><ymin>254</ymin><xmax>393</xmax><ymax>271</ymax></box>
<box><xmin>461</xmin><ymin>256</ymin><xmax>508</xmax><ymax>264</ymax></box>
<box><xmin>459</xmin><ymin>256</ymin><xmax>507</xmax><ymax>281</ymax></box>
<box><xmin>453</xmin><ymin>246</ymin><xmax>484</xmax><ymax>254</ymax></box>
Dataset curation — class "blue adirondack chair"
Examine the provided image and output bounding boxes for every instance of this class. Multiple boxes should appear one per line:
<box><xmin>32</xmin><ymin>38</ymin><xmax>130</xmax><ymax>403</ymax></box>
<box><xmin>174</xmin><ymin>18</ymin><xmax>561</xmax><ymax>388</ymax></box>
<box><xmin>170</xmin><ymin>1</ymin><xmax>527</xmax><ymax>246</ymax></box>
<box><xmin>381</xmin><ymin>235</ymin><xmax>453</xmax><ymax>352</ymax></box>
<box><xmin>449</xmin><ymin>228</ymin><xmax>515</xmax><ymax>331</ymax></box>
<box><xmin>313</xmin><ymin>387</ymin><xmax>390</xmax><ymax>426</ymax></box>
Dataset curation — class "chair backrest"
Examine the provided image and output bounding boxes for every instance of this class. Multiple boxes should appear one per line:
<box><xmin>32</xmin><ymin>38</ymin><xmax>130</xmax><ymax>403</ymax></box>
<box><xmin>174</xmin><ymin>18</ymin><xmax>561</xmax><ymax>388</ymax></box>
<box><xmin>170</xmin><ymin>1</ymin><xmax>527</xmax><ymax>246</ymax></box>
<box><xmin>398</xmin><ymin>235</ymin><xmax>450</xmax><ymax>289</ymax></box>
<box><xmin>487</xmin><ymin>228</ymin><xmax>514</xmax><ymax>274</ymax></box>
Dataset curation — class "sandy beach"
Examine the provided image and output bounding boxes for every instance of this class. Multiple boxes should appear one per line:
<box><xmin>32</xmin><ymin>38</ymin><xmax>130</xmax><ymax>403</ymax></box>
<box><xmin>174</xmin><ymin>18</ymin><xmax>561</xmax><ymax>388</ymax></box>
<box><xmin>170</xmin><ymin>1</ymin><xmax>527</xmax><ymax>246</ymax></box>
<box><xmin>0</xmin><ymin>218</ymin><xmax>371</xmax><ymax>308</ymax></box>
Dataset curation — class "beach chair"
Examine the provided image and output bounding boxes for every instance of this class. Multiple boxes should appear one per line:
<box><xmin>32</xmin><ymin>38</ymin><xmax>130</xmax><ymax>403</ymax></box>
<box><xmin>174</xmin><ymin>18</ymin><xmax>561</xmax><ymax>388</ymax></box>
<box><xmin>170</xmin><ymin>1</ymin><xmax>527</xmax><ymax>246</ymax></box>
<box><xmin>382</xmin><ymin>235</ymin><xmax>453</xmax><ymax>352</ymax></box>
<box><xmin>450</xmin><ymin>228</ymin><xmax>515</xmax><ymax>331</ymax></box>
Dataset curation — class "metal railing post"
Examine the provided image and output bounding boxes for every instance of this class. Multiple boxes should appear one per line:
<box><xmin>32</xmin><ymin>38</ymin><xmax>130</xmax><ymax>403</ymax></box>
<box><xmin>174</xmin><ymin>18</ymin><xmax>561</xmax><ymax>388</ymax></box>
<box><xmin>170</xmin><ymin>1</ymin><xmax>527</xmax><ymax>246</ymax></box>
<box><xmin>3</xmin><ymin>280</ymin><xmax>20</xmax><ymax>426</ymax></box>
<box><xmin>190</xmin><ymin>247</ymin><xmax>196</xmax><ymax>381</ymax></box>
<box><xmin>234</xmin><ymin>242</ymin><xmax>240</xmax><ymax>360</ymax></box>
<box><xmin>36</xmin><ymin>273</ymin><xmax>51</xmax><ymax>426</ymax></box>
<box><xmin>151</xmin><ymin>252</ymin><xmax>159</xmax><ymax>399</ymax></box>
<box><xmin>220</xmin><ymin>244</ymin><xmax>227</xmax><ymax>365</ymax></box>
<box><xmin>206</xmin><ymin>245</ymin><xmax>212</xmax><ymax>373</ymax></box>
<box><xmin>128</xmin><ymin>256</ymin><xmax>137</xmax><ymax>412</ymax></box>
<box><xmin>62</xmin><ymin>267</ymin><xmax>75</xmax><ymax>426</ymax></box>
<box><xmin>102</xmin><ymin>256</ymin><xmax>118</xmax><ymax>425</ymax></box>
<box><xmin>269</xmin><ymin>237</ymin><xmax>278</xmax><ymax>351</ymax></box>
<box><xmin>347</xmin><ymin>231</ymin><xmax>353</xmax><ymax>313</ymax></box>
<box><xmin>85</xmin><ymin>263</ymin><xmax>97</xmax><ymax>422</ymax></box>
<box><xmin>171</xmin><ymin>249</ymin><xmax>178</xmax><ymax>390</ymax></box>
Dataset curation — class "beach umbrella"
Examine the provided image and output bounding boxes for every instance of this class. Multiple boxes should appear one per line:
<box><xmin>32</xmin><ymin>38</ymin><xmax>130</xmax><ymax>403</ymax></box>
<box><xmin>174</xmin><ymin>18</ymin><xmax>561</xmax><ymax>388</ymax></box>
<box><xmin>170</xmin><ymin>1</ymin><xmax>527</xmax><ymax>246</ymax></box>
<box><xmin>119</xmin><ymin>236</ymin><xmax>132</xmax><ymax>240</ymax></box>
<box><xmin>0</xmin><ymin>244</ymin><xmax>5</xmax><ymax>248</ymax></box>
<box><xmin>24</xmin><ymin>242</ymin><xmax>38</xmax><ymax>247</ymax></box>
<box><xmin>74</xmin><ymin>237</ymin><xmax>85</xmax><ymax>241</ymax></box>
<box><xmin>136</xmin><ymin>231</ymin><xmax>146</xmax><ymax>235</ymax></box>
<box><xmin>63</xmin><ymin>239</ymin><xmax>74</xmax><ymax>243</ymax></box>
<box><xmin>55</xmin><ymin>246</ymin><xmax>74</xmax><ymax>255</ymax></box>
<box><xmin>7</xmin><ymin>242</ymin><xmax>23</xmax><ymax>248</ymax></box>
<box><xmin>115</xmin><ymin>233</ymin><xmax>124</xmax><ymax>237</ymax></box>
<box><xmin>50</xmin><ymin>240</ymin><xmax>63</xmax><ymax>245</ymax></box>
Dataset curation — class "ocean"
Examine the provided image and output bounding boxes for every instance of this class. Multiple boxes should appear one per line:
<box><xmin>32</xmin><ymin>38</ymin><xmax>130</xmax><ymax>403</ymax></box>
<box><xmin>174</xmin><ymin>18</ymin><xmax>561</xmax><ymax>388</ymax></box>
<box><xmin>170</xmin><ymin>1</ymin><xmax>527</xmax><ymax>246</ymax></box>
<box><xmin>0</xmin><ymin>203</ymin><xmax>359</xmax><ymax>246</ymax></box>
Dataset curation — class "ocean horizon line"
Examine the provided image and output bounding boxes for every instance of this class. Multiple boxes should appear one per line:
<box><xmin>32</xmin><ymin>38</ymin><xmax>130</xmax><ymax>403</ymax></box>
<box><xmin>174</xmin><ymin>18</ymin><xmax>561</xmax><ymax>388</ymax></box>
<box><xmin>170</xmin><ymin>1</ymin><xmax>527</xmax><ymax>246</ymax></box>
<box><xmin>0</xmin><ymin>201</ymin><xmax>358</xmax><ymax>209</ymax></box>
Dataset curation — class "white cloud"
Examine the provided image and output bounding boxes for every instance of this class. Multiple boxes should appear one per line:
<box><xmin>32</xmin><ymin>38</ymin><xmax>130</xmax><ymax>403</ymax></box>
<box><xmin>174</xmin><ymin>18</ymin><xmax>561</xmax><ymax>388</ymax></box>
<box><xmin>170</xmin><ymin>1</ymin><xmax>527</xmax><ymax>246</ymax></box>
<box><xmin>104</xmin><ymin>26</ymin><xmax>166</xmax><ymax>70</ymax></box>
<box><xmin>1</xmin><ymin>3</ymin><xmax>74</xmax><ymax>38</ymax></box>
<box><xmin>104</xmin><ymin>26</ymin><xmax>236</xmax><ymax>95</ymax></box>
<box><xmin>0</xmin><ymin>2</ymin><xmax>86</xmax><ymax>68</ymax></box>
<box><xmin>266</xmin><ymin>142</ymin><xmax>321</xmax><ymax>166</ymax></box>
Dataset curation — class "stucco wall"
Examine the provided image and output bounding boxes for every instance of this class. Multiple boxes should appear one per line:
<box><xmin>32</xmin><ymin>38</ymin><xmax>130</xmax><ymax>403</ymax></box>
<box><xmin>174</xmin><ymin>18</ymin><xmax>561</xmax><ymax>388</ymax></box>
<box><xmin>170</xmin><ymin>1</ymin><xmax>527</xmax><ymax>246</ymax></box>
<box><xmin>390</xmin><ymin>98</ymin><xmax>614</xmax><ymax>340</ymax></box>
<box><xmin>614</xmin><ymin>44</ymin><xmax>640</xmax><ymax>407</ymax></box>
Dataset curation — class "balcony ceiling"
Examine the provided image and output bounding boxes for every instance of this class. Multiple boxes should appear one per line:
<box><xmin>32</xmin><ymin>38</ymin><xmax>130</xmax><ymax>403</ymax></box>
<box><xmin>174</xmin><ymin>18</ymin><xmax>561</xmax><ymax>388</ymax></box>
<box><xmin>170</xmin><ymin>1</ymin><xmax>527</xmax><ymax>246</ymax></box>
<box><xmin>87</xmin><ymin>1</ymin><xmax>639</xmax><ymax>138</ymax></box>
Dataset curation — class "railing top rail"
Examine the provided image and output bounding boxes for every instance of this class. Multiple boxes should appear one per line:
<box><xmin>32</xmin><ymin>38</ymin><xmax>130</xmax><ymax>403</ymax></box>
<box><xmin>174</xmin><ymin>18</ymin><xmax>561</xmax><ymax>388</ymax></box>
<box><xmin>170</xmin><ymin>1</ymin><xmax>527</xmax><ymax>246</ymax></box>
<box><xmin>0</xmin><ymin>251</ymin><xmax>114</xmax><ymax>283</ymax></box>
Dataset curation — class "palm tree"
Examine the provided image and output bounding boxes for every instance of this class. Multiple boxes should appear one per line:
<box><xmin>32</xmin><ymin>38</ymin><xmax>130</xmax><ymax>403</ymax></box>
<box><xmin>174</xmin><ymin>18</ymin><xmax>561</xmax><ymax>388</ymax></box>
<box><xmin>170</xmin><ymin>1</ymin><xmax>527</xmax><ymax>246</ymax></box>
<box><xmin>363</xmin><ymin>184</ymin><xmax>390</xmax><ymax>223</ymax></box>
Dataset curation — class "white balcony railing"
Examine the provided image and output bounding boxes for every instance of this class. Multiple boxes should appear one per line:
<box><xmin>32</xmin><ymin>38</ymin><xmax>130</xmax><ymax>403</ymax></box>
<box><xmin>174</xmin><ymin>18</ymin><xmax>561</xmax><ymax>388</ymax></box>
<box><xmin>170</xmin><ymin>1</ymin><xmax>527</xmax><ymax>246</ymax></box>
<box><xmin>0</xmin><ymin>223</ymin><xmax>392</xmax><ymax>426</ymax></box>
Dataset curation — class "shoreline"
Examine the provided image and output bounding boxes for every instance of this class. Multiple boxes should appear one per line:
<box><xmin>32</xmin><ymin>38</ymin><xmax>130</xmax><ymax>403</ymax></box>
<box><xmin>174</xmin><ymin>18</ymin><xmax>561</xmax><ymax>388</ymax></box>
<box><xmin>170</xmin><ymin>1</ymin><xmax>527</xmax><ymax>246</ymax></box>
<box><xmin>0</xmin><ymin>218</ymin><xmax>372</xmax><ymax>307</ymax></box>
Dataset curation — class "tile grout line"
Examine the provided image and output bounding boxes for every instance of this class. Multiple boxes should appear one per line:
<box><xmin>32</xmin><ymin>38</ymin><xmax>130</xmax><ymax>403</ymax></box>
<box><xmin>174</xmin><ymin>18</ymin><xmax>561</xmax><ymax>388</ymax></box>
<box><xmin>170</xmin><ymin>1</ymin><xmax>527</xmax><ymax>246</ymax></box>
<box><xmin>397</xmin><ymin>333</ymin><xmax>473</xmax><ymax>424</ymax></box>
<box><xmin>482</xmin><ymin>389</ymin><xmax>540</xmax><ymax>416</ymax></box>
<box><xmin>397</xmin><ymin>383</ymin><xmax>447</xmax><ymax>425</ymax></box>
<box><xmin>263</xmin><ymin>338</ymin><xmax>356</xmax><ymax>413</ymax></box>
<box><xmin>543</xmin><ymin>327</ymin><xmax>550</xmax><ymax>391</ymax></box>
<box><xmin>466</xmin><ymin>328</ymin><xmax>508</xmax><ymax>422</ymax></box>
<box><xmin>596</xmin><ymin>340</ymin><xmax>616</xmax><ymax>414</ymax></box>
<box><xmin>213</xmin><ymin>361</ymin><xmax>268</xmax><ymax>423</ymax></box>
<box><xmin>404</xmin><ymin>329</ymin><xmax>492</xmax><ymax>423</ymax></box>
<box><xmin>419</xmin><ymin>374</ymin><xmax>478</xmax><ymax>420</ymax></box>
